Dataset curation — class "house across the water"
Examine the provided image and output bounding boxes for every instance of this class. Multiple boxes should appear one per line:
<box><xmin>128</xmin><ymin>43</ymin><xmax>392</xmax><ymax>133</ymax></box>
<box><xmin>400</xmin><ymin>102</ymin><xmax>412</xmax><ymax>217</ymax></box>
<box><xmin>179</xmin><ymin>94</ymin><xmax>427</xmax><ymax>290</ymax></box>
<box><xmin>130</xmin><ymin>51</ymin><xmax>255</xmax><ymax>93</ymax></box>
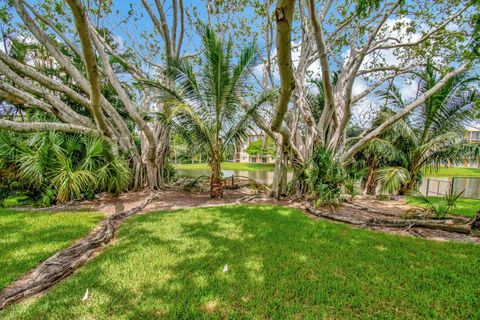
<box><xmin>233</xmin><ymin>133</ymin><xmax>275</xmax><ymax>164</ymax></box>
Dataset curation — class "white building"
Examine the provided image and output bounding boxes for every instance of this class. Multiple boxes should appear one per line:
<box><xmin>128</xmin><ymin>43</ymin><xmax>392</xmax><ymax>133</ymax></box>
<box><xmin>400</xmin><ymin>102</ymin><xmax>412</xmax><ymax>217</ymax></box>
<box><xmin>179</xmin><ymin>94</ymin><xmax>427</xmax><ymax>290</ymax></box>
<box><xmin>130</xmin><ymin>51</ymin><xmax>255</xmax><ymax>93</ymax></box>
<box><xmin>234</xmin><ymin>133</ymin><xmax>275</xmax><ymax>164</ymax></box>
<box><xmin>463</xmin><ymin>126</ymin><xmax>480</xmax><ymax>167</ymax></box>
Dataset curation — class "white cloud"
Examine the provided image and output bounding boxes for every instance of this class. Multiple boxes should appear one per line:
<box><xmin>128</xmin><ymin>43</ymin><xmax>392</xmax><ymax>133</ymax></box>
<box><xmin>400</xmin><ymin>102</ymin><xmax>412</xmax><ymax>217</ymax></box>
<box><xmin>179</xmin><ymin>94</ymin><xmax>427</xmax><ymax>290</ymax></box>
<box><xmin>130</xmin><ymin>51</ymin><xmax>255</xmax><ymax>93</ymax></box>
<box><xmin>398</xmin><ymin>78</ymin><xmax>419</xmax><ymax>101</ymax></box>
<box><xmin>352</xmin><ymin>78</ymin><xmax>367</xmax><ymax>96</ymax></box>
<box><xmin>112</xmin><ymin>34</ymin><xmax>126</xmax><ymax>53</ymax></box>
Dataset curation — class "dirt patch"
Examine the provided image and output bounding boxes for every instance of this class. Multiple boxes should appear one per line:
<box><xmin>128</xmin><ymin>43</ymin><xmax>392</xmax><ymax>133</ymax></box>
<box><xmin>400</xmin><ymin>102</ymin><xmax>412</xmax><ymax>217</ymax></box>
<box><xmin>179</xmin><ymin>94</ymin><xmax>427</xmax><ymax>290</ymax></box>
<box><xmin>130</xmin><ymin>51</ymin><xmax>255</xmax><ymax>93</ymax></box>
<box><xmin>31</xmin><ymin>187</ymin><xmax>285</xmax><ymax>216</ymax></box>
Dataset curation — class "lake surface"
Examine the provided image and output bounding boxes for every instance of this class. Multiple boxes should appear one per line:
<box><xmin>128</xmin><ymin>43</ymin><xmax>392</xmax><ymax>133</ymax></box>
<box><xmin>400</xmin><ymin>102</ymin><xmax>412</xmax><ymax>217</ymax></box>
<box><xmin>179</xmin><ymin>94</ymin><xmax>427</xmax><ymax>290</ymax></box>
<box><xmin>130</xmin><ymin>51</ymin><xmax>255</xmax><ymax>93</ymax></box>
<box><xmin>178</xmin><ymin>168</ymin><xmax>480</xmax><ymax>199</ymax></box>
<box><xmin>177</xmin><ymin>169</ymin><xmax>293</xmax><ymax>185</ymax></box>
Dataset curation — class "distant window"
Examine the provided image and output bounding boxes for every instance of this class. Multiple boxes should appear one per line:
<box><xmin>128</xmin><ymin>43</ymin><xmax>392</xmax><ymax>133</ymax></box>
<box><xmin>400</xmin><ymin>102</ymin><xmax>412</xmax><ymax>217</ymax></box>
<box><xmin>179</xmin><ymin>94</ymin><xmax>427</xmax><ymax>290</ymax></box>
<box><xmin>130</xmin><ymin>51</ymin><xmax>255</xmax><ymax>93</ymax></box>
<box><xmin>262</xmin><ymin>157</ymin><xmax>267</xmax><ymax>163</ymax></box>
<box><xmin>472</xmin><ymin>132</ymin><xmax>480</xmax><ymax>140</ymax></box>
<box><xmin>251</xmin><ymin>157</ymin><xmax>256</xmax><ymax>163</ymax></box>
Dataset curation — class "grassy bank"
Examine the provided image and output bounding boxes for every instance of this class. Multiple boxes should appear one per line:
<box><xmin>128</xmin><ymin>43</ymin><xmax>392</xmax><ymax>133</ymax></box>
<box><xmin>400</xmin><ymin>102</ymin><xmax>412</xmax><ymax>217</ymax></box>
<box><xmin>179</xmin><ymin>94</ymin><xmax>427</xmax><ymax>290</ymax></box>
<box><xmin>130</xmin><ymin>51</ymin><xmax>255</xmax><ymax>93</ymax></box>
<box><xmin>175</xmin><ymin>162</ymin><xmax>275</xmax><ymax>172</ymax></box>
<box><xmin>175</xmin><ymin>163</ymin><xmax>480</xmax><ymax>177</ymax></box>
<box><xmin>0</xmin><ymin>209</ymin><xmax>103</xmax><ymax>290</ymax></box>
<box><xmin>425</xmin><ymin>167</ymin><xmax>480</xmax><ymax>177</ymax></box>
<box><xmin>3</xmin><ymin>205</ymin><xmax>480</xmax><ymax>319</ymax></box>
<box><xmin>406</xmin><ymin>196</ymin><xmax>480</xmax><ymax>217</ymax></box>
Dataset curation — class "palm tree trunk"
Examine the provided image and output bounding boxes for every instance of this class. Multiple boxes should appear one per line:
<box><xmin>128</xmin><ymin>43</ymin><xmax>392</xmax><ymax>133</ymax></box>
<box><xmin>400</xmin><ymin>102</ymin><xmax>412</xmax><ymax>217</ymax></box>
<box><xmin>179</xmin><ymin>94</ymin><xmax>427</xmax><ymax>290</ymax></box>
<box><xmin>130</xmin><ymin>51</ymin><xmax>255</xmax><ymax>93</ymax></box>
<box><xmin>209</xmin><ymin>149</ymin><xmax>223</xmax><ymax>198</ymax></box>
<box><xmin>401</xmin><ymin>178</ymin><xmax>417</xmax><ymax>195</ymax></box>
<box><xmin>363</xmin><ymin>160</ymin><xmax>377</xmax><ymax>195</ymax></box>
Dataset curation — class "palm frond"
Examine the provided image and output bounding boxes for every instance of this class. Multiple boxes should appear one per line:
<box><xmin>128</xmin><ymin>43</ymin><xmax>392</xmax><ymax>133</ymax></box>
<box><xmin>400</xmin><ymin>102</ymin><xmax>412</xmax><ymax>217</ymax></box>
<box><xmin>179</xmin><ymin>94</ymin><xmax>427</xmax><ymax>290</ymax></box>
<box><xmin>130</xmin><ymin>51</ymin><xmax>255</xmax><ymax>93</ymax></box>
<box><xmin>172</xmin><ymin>103</ymin><xmax>214</xmax><ymax>148</ymax></box>
<box><xmin>377</xmin><ymin>166</ymin><xmax>411</xmax><ymax>194</ymax></box>
<box><xmin>223</xmin><ymin>90</ymin><xmax>276</xmax><ymax>149</ymax></box>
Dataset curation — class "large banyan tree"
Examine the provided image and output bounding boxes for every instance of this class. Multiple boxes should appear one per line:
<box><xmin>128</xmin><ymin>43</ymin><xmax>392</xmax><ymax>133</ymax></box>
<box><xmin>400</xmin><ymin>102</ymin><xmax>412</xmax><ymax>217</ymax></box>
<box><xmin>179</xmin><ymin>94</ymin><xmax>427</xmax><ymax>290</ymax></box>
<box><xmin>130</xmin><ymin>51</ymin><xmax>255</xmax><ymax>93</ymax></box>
<box><xmin>266</xmin><ymin>0</ymin><xmax>479</xmax><ymax>196</ymax></box>
<box><xmin>0</xmin><ymin>0</ymin><xmax>184</xmax><ymax>190</ymax></box>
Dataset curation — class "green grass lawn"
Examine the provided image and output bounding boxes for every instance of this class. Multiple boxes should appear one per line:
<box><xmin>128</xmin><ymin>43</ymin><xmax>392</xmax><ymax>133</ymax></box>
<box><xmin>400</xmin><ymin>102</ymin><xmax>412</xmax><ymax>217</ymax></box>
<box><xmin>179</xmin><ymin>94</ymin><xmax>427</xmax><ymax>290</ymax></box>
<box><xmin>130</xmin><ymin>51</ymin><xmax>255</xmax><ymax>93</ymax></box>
<box><xmin>176</xmin><ymin>164</ymin><xmax>480</xmax><ymax>177</ymax></box>
<box><xmin>3</xmin><ymin>205</ymin><xmax>479</xmax><ymax>319</ymax></box>
<box><xmin>425</xmin><ymin>167</ymin><xmax>480</xmax><ymax>177</ymax></box>
<box><xmin>0</xmin><ymin>209</ymin><xmax>103</xmax><ymax>291</ymax></box>
<box><xmin>175</xmin><ymin>162</ymin><xmax>275</xmax><ymax>172</ymax></box>
<box><xmin>406</xmin><ymin>196</ymin><xmax>480</xmax><ymax>217</ymax></box>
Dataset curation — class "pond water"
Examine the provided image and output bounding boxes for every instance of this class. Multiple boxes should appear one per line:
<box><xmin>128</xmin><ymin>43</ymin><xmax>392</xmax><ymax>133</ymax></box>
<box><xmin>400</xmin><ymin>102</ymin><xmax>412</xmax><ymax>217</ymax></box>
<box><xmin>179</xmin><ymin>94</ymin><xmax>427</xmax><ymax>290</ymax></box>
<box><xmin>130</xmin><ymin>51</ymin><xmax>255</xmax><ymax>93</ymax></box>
<box><xmin>178</xmin><ymin>168</ymin><xmax>480</xmax><ymax>199</ymax></box>
<box><xmin>177</xmin><ymin>168</ymin><xmax>293</xmax><ymax>185</ymax></box>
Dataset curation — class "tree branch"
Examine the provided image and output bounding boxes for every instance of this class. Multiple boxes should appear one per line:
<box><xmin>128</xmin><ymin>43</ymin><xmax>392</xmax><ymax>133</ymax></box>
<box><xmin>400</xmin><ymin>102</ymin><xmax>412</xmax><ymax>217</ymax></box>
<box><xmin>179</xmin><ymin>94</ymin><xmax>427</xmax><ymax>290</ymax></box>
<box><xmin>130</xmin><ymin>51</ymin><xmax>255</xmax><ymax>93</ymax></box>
<box><xmin>0</xmin><ymin>119</ymin><xmax>94</xmax><ymax>135</ymax></box>
<box><xmin>341</xmin><ymin>63</ymin><xmax>470</xmax><ymax>163</ymax></box>
<box><xmin>67</xmin><ymin>0</ymin><xmax>110</xmax><ymax>137</ymax></box>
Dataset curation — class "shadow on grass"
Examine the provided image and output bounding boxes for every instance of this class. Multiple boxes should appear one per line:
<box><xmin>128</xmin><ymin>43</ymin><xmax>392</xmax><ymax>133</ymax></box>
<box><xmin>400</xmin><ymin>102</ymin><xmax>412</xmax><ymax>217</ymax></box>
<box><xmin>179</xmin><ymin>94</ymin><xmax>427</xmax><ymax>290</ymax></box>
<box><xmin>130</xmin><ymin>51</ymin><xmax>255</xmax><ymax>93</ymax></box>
<box><xmin>0</xmin><ymin>210</ymin><xmax>103</xmax><ymax>290</ymax></box>
<box><xmin>2</xmin><ymin>205</ymin><xmax>480</xmax><ymax>319</ymax></box>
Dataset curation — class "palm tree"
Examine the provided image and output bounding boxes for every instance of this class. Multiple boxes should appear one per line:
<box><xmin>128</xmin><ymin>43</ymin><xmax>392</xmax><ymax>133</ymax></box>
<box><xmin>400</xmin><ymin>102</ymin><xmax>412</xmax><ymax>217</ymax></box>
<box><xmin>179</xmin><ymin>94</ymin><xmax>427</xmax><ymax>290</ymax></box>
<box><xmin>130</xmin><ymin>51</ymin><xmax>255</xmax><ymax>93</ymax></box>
<box><xmin>146</xmin><ymin>27</ymin><xmax>275</xmax><ymax>197</ymax></box>
<box><xmin>354</xmin><ymin>106</ymin><xmax>413</xmax><ymax>195</ymax></box>
<box><xmin>369</xmin><ymin>64</ymin><xmax>479</xmax><ymax>194</ymax></box>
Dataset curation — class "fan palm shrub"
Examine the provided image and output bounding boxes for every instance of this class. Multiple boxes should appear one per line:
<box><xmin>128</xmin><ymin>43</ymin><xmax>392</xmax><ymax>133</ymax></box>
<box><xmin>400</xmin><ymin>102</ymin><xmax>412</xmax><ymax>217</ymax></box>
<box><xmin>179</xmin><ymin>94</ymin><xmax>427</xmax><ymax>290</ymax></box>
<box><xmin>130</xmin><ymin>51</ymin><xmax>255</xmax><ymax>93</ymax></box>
<box><xmin>0</xmin><ymin>130</ymin><xmax>131</xmax><ymax>204</ymax></box>
<box><xmin>145</xmin><ymin>27</ymin><xmax>275</xmax><ymax>197</ymax></box>
<box><xmin>290</xmin><ymin>146</ymin><xmax>361</xmax><ymax>207</ymax></box>
<box><xmin>414</xmin><ymin>189</ymin><xmax>465</xmax><ymax>219</ymax></box>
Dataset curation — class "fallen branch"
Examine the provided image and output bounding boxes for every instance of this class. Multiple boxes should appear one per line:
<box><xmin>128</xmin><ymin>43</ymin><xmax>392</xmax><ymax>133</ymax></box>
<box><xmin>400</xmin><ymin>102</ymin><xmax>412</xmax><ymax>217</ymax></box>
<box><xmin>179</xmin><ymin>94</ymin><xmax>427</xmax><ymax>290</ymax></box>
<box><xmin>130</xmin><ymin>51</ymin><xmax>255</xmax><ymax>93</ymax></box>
<box><xmin>0</xmin><ymin>193</ymin><xmax>157</xmax><ymax>310</ymax></box>
<box><xmin>342</xmin><ymin>201</ymin><xmax>406</xmax><ymax>217</ymax></box>
<box><xmin>306</xmin><ymin>206</ymin><xmax>471</xmax><ymax>234</ymax></box>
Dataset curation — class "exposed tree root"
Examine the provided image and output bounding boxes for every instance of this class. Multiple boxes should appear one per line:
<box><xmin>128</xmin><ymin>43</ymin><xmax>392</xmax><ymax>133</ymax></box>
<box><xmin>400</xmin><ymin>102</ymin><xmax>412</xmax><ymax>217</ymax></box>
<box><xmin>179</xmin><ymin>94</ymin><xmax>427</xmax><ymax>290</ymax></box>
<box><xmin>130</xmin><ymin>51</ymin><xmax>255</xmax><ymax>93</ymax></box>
<box><xmin>0</xmin><ymin>193</ymin><xmax>157</xmax><ymax>310</ymax></box>
<box><xmin>469</xmin><ymin>211</ymin><xmax>480</xmax><ymax>235</ymax></box>
<box><xmin>306</xmin><ymin>205</ymin><xmax>474</xmax><ymax>235</ymax></box>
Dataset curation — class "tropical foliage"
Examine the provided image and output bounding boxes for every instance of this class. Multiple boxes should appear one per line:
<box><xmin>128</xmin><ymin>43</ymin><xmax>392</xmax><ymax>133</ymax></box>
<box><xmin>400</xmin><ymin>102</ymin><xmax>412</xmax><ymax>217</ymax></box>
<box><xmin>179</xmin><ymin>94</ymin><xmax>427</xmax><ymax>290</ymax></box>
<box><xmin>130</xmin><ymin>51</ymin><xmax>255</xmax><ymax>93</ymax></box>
<box><xmin>413</xmin><ymin>189</ymin><xmax>465</xmax><ymax>219</ymax></box>
<box><xmin>289</xmin><ymin>146</ymin><xmax>364</xmax><ymax>207</ymax></box>
<box><xmin>0</xmin><ymin>131</ymin><xmax>131</xmax><ymax>205</ymax></box>
<box><xmin>357</xmin><ymin>64</ymin><xmax>479</xmax><ymax>195</ymax></box>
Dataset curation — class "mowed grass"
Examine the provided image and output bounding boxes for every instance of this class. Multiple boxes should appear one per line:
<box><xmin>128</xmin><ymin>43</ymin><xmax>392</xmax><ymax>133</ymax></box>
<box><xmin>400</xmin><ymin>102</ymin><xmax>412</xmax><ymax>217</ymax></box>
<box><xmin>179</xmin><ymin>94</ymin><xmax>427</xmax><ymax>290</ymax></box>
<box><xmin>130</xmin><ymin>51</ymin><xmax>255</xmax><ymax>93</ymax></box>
<box><xmin>0</xmin><ymin>209</ymin><xmax>103</xmax><ymax>290</ymax></box>
<box><xmin>176</xmin><ymin>164</ymin><xmax>480</xmax><ymax>176</ymax></box>
<box><xmin>406</xmin><ymin>196</ymin><xmax>480</xmax><ymax>217</ymax></box>
<box><xmin>175</xmin><ymin>162</ymin><xmax>275</xmax><ymax>172</ymax></box>
<box><xmin>425</xmin><ymin>166</ymin><xmax>480</xmax><ymax>177</ymax></box>
<box><xmin>2</xmin><ymin>205</ymin><xmax>480</xmax><ymax>319</ymax></box>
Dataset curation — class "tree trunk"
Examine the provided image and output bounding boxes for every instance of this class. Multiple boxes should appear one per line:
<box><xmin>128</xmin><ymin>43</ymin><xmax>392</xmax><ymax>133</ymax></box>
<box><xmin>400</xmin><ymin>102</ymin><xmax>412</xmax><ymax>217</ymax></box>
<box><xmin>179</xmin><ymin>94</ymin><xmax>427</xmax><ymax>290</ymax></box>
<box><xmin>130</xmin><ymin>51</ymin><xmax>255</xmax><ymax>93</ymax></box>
<box><xmin>209</xmin><ymin>149</ymin><xmax>223</xmax><ymax>198</ymax></box>
<box><xmin>146</xmin><ymin>157</ymin><xmax>160</xmax><ymax>190</ymax></box>
<box><xmin>156</xmin><ymin>126</ymin><xmax>171</xmax><ymax>186</ymax></box>
<box><xmin>271</xmin><ymin>140</ymin><xmax>288</xmax><ymax>198</ymax></box>
<box><xmin>131</xmin><ymin>147</ymin><xmax>161</xmax><ymax>190</ymax></box>
<box><xmin>363</xmin><ymin>161</ymin><xmax>377</xmax><ymax>195</ymax></box>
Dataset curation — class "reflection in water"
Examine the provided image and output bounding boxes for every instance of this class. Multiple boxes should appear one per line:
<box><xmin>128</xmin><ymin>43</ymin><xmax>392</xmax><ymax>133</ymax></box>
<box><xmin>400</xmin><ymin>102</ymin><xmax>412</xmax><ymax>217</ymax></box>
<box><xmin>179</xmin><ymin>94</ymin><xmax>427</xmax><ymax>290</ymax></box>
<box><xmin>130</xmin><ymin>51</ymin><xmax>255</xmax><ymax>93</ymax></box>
<box><xmin>179</xmin><ymin>169</ymin><xmax>480</xmax><ymax>199</ymax></box>
<box><xmin>177</xmin><ymin>169</ymin><xmax>292</xmax><ymax>185</ymax></box>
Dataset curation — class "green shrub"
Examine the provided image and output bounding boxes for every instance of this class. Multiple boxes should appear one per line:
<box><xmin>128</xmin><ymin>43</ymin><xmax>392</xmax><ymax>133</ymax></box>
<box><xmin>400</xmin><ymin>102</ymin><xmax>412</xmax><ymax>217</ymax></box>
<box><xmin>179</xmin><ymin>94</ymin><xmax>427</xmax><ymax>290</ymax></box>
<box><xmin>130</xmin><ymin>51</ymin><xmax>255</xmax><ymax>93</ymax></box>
<box><xmin>414</xmin><ymin>189</ymin><xmax>465</xmax><ymax>219</ymax></box>
<box><xmin>0</xmin><ymin>131</ymin><xmax>131</xmax><ymax>204</ymax></box>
